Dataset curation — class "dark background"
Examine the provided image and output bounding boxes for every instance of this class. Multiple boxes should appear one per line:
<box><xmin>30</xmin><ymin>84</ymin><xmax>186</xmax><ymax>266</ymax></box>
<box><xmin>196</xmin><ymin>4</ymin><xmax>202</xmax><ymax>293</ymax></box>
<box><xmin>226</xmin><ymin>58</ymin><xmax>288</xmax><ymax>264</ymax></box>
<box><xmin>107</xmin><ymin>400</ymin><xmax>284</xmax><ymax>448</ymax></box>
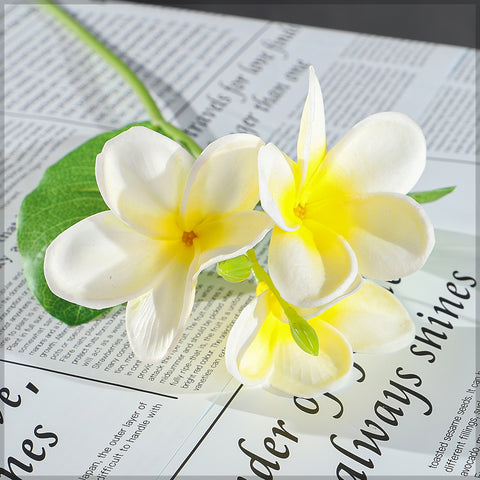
<box><xmin>130</xmin><ymin>2</ymin><xmax>477</xmax><ymax>48</ymax></box>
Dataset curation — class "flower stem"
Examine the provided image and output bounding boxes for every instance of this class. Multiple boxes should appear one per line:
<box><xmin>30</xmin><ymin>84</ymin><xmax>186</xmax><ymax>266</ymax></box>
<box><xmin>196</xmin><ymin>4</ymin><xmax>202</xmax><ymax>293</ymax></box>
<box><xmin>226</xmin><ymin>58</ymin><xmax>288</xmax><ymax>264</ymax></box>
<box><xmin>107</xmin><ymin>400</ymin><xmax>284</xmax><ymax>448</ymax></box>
<box><xmin>39</xmin><ymin>0</ymin><xmax>203</xmax><ymax>158</ymax></box>
<box><xmin>246</xmin><ymin>249</ymin><xmax>319</xmax><ymax>356</ymax></box>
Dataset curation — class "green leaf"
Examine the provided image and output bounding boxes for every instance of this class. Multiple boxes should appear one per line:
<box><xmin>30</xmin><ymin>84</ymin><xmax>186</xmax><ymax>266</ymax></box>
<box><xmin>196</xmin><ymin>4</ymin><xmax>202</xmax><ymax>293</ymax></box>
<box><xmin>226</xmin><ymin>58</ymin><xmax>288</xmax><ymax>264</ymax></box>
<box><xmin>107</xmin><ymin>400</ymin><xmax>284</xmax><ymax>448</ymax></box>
<box><xmin>408</xmin><ymin>186</ymin><xmax>456</xmax><ymax>203</ymax></box>
<box><xmin>216</xmin><ymin>255</ymin><xmax>253</xmax><ymax>283</ymax></box>
<box><xmin>17</xmin><ymin>122</ymin><xmax>153</xmax><ymax>326</ymax></box>
<box><xmin>288</xmin><ymin>313</ymin><xmax>319</xmax><ymax>356</ymax></box>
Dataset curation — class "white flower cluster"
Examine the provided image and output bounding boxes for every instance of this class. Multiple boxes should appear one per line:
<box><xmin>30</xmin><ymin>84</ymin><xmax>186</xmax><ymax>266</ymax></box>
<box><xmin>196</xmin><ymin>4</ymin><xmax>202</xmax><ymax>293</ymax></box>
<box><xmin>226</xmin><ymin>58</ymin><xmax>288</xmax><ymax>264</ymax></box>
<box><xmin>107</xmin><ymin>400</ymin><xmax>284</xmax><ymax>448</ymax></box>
<box><xmin>45</xmin><ymin>68</ymin><xmax>434</xmax><ymax>396</ymax></box>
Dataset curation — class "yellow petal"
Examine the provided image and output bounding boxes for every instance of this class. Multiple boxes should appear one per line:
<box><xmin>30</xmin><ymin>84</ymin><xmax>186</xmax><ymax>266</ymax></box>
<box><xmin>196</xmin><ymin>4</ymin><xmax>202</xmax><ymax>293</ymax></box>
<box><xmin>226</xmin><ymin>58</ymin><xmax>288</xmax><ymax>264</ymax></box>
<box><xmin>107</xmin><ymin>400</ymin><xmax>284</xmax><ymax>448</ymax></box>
<box><xmin>321</xmin><ymin>279</ymin><xmax>415</xmax><ymax>353</ymax></box>
<box><xmin>258</xmin><ymin>143</ymin><xmax>300</xmax><ymax>231</ymax></box>
<box><xmin>297</xmin><ymin>66</ymin><xmax>327</xmax><ymax>187</ymax></box>
<box><xmin>181</xmin><ymin>134</ymin><xmax>264</xmax><ymax>229</ymax></box>
<box><xmin>268</xmin><ymin>223</ymin><xmax>358</xmax><ymax>308</ymax></box>
<box><xmin>319</xmin><ymin>112</ymin><xmax>426</xmax><ymax>195</ymax></box>
<box><xmin>340</xmin><ymin>193</ymin><xmax>435</xmax><ymax>280</ymax></box>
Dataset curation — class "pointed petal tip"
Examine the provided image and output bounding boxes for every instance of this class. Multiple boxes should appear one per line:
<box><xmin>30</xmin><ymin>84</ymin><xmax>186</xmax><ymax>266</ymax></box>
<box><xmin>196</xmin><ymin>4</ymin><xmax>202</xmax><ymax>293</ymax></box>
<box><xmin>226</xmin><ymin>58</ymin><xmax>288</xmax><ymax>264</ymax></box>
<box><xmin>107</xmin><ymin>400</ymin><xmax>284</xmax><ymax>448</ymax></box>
<box><xmin>297</xmin><ymin>64</ymin><xmax>326</xmax><ymax>188</ymax></box>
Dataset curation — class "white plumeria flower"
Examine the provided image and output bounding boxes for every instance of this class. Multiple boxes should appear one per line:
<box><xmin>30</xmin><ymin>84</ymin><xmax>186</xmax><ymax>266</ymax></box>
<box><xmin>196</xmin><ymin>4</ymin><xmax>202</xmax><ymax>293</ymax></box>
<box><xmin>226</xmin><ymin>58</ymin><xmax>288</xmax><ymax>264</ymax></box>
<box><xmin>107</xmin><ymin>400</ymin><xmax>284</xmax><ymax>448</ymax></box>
<box><xmin>226</xmin><ymin>279</ymin><xmax>414</xmax><ymax>397</ymax></box>
<box><xmin>259</xmin><ymin>67</ymin><xmax>434</xmax><ymax>308</ymax></box>
<box><xmin>45</xmin><ymin>126</ymin><xmax>272</xmax><ymax>363</ymax></box>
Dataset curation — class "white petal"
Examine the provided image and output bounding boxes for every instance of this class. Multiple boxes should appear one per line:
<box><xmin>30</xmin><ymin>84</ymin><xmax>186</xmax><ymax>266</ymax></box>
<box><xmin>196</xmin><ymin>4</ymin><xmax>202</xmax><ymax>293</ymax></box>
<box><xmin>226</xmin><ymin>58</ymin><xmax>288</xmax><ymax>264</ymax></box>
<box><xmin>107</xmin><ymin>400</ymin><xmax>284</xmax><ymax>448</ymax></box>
<box><xmin>126</xmin><ymin>251</ymin><xmax>198</xmax><ymax>363</ymax></box>
<box><xmin>181</xmin><ymin>134</ymin><xmax>264</xmax><ymax>229</ymax></box>
<box><xmin>195</xmin><ymin>211</ymin><xmax>272</xmax><ymax>273</ymax></box>
<box><xmin>44</xmin><ymin>211</ymin><xmax>182</xmax><ymax>309</ymax></box>
<box><xmin>297</xmin><ymin>66</ymin><xmax>327</xmax><ymax>186</ymax></box>
<box><xmin>96</xmin><ymin>126</ymin><xmax>194</xmax><ymax>237</ymax></box>
<box><xmin>258</xmin><ymin>143</ymin><xmax>300</xmax><ymax>231</ymax></box>
<box><xmin>268</xmin><ymin>223</ymin><xmax>358</xmax><ymax>308</ymax></box>
<box><xmin>322</xmin><ymin>279</ymin><xmax>415</xmax><ymax>353</ymax></box>
<box><xmin>321</xmin><ymin>112</ymin><xmax>426</xmax><ymax>194</ymax></box>
<box><xmin>342</xmin><ymin>193</ymin><xmax>435</xmax><ymax>280</ymax></box>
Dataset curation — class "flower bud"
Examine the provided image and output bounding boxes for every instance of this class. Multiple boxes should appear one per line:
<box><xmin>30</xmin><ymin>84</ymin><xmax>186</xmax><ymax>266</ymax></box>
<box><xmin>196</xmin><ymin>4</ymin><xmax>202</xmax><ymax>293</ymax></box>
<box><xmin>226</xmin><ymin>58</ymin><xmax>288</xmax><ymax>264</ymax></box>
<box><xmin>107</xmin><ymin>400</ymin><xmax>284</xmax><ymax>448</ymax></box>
<box><xmin>216</xmin><ymin>255</ymin><xmax>252</xmax><ymax>283</ymax></box>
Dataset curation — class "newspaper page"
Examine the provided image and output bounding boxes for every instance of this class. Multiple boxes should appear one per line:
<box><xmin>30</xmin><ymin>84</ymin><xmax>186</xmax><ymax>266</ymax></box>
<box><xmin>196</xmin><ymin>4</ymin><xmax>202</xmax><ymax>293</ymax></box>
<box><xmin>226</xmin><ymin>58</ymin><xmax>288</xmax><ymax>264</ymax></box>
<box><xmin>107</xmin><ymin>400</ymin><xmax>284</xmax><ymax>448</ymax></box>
<box><xmin>2</xmin><ymin>2</ymin><xmax>476</xmax><ymax>478</ymax></box>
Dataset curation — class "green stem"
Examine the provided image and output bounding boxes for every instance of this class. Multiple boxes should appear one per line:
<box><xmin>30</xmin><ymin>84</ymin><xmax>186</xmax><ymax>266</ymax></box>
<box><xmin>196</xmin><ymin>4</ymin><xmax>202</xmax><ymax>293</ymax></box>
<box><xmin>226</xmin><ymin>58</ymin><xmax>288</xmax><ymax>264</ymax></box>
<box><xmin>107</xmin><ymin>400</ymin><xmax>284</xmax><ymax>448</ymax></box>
<box><xmin>246</xmin><ymin>249</ymin><xmax>319</xmax><ymax>356</ymax></box>
<box><xmin>39</xmin><ymin>0</ymin><xmax>203</xmax><ymax>158</ymax></box>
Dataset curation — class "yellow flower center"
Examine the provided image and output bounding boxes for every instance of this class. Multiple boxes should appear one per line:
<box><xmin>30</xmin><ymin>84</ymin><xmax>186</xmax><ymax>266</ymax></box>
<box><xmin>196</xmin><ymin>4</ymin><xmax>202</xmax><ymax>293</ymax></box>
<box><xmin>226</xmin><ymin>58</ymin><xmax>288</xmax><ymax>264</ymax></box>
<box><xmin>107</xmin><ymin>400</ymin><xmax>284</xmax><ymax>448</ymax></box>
<box><xmin>182</xmin><ymin>230</ymin><xmax>197</xmax><ymax>247</ymax></box>
<box><xmin>293</xmin><ymin>204</ymin><xmax>306</xmax><ymax>219</ymax></box>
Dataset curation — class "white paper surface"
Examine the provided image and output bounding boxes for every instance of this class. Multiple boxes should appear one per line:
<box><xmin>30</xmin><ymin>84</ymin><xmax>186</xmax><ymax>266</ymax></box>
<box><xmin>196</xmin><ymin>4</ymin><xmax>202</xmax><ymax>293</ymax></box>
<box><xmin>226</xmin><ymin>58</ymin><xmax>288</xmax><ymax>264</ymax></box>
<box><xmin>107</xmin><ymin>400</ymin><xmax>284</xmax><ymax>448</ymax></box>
<box><xmin>2</xmin><ymin>3</ymin><xmax>477</xmax><ymax>479</ymax></box>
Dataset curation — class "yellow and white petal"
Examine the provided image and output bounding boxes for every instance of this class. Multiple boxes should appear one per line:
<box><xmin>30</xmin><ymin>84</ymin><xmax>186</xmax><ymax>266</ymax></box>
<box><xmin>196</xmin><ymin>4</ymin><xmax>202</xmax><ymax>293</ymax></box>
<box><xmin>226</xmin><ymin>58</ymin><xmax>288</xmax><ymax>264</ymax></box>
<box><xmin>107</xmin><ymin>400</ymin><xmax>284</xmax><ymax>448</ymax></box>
<box><xmin>226</xmin><ymin>290</ymin><xmax>353</xmax><ymax>397</ymax></box>
<box><xmin>126</xmin><ymin>249</ymin><xmax>199</xmax><ymax>363</ymax></box>
<box><xmin>321</xmin><ymin>279</ymin><xmax>415</xmax><ymax>353</ymax></box>
<box><xmin>225</xmin><ymin>293</ymin><xmax>271</xmax><ymax>387</ymax></box>
<box><xmin>195</xmin><ymin>211</ymin><xmax>272</xmax><ymax>273</ymax></box>
<box><xmin>268</xmin><ymin>223</ymin><xmax>358</xmax><ymax>308</ymax></box>
<box><xmin>254</xmin><ymin>279</ymin><xmax>364</xmax><ymax>324</ymax></box>
<box><xmin>44</xmin><ymin>211</ymin><xmax>182</xmax><ymax>309</ymax></box>
<box><xmin>321</xmin><ymin>112</ymin><xmax>426</xmax><ymax>195</ymax></box>
<box><xmin>296</xmin><ymin>274</ymin><xmax>363</xmax><ymax>320</ymax></box>
<box><xmin>297</xmin><ymin>66</ymin><xmax>327</xmax><ymax>187</ymax></box>
<box><xmin>267</xmin><ymin>321</ymin><xmax>353</xmax><ymax>397</ymax></box>
<box><xmin>258</xmin><ymin>143</ymin><xmax>300</xmax><ymax>231</ymax></box>
<box><xmin>96</xmin><ymin>126</ymin><xmax>193</xmax><ymax>238</ymax></box>
<box><xmin>340</xmin><ymin>193</ymin><xmax>435</xmax><ymax>280</ymax></box>
<box><xmin>181</xmin><ymin>134</ymin><xmax>264</xmax><ymax>230</ymax></box>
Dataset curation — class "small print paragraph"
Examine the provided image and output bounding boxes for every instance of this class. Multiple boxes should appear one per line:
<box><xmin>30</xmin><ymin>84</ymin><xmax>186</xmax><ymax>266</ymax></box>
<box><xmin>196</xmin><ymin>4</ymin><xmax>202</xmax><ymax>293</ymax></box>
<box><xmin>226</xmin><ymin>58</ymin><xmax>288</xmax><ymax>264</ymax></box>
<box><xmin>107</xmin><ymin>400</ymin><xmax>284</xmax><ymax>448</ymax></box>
<box><xmin>428</xmin><ymin>371</ymin><xmax>480</xmax><ymax>476</ymax></box>
<box><xmin>78</xmin><ymin>400</ymin><xmax>162</xmax><ymax>479</ymax></box>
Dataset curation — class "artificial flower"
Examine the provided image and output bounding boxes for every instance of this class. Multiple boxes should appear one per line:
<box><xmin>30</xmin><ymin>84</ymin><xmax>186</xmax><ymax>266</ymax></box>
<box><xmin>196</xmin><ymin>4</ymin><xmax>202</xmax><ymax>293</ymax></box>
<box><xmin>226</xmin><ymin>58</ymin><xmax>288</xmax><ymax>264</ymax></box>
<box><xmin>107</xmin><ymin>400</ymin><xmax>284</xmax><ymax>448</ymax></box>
<box><xmin>44</xmin><ymin>126</ymin><xmax>272</xmax><ymax>362</ymax></box>
<box><xmin>226</xmin><ymin>280</ymin><xmax>414</xmax><ymax>397</ymax></box>
<box><xmin>259</xmin><ymin>67</ymin><xmax>434</xmax><ymax>308</ymax></box>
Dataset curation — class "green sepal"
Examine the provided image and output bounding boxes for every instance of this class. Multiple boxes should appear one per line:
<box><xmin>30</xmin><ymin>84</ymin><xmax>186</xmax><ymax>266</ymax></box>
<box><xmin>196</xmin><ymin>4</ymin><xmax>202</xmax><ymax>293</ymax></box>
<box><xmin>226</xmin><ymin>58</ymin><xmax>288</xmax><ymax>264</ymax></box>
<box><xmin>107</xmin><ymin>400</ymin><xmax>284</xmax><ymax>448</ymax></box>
<box><xmin>216</xmin><ymin>255</ymin><xmax>253</xmax><ymax>283</ymax></box>
<box><xmin>17</xmin><ymin>122</ymin><xmax>153</xmax><ymax>326</ymax></box>
<box><xmin>408</xmin><ymin>186</ymin><xmax>456</xmax><ymax>203</ymax></box>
